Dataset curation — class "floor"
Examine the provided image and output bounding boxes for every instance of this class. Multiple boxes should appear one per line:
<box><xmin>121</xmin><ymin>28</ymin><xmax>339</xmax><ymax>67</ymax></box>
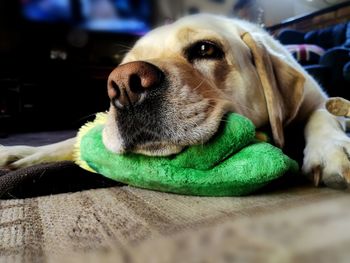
<box><xmin>1</xmin><ymin>182</ymin><xmax>350</xmax><ymax>263</ymax></box>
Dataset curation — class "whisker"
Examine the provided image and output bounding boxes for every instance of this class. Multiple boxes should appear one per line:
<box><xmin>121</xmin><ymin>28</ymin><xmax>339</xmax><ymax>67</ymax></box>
<box><xmin>191</xmin><ymin>121</ymin><xmax>205</xmax><ymax>147</ymax></box>
<box><xmin>74</xmin><ymin>112</ymin><xmax>101</xmax><ymax>123</ymax></box>
<box><xmin>230</xmin><ymin>100</ymin><xmax>257</xmax><ymax>113</ymax></box>
<box><xmin>192</xmin><ymin>79</ymin><xmax>205</xmax><ymax>92</ymax></box>
<box><xmin>113</xmin><ymin>43</ymin><xmax>133</xmax><ymax>50</ymax></box>
<box><xmin>110</xmin><ymin>43</ymin><xmax>134</xmax><ymax>56</ymax></box>
<box><xmin>208</xmin><ymin>97</ymin><xmax>257</xmax><ymax>114</ymax></box>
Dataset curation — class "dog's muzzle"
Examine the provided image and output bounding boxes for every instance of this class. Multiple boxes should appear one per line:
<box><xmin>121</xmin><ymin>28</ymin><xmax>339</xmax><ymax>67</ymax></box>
<box><xmin>107</xmin><ymin>61</ymin><xmax>168</xmax><ymax>151</ymax></box>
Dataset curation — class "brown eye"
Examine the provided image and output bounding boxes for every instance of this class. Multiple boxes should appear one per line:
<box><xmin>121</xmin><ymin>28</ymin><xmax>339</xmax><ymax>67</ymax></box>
<box><xmin>200</xmin><ymin>43</ymin><xmax>215</xmax><ymax>56</ymax></box>
<box><xmin>185</xmin><ymin>40</ymin><xmax>224</xmax><ymax>61</ymax></box>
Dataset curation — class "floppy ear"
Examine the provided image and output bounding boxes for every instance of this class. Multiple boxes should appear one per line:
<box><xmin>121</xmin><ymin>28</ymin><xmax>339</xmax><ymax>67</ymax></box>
<box><xmin>241</xmin><ymin>32</ymin><xmax>305</xmax><ymax>148</ymax></box>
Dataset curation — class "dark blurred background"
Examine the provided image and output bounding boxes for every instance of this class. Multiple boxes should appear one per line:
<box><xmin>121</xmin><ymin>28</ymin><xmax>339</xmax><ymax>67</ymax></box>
<box><xmin>0</xmin><ymin>0</ymin><xmax>156</xmax><ymax>133</ymax></box>
<box><xmin>0</xmin><ymin>0</ymin><xmax>348</xmax><ymax>135</ymax></box>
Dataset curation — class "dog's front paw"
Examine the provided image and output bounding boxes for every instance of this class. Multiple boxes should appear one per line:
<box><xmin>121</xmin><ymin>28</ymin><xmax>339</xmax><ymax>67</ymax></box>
<box><xmin>302</xmin><ymin>135</ymin><xmax>350</xmax><ymax>189</ymax></box>
<box><xmin>0</xmin><ymin>145</ymin><xmax>37</xmax><ymax>169</ymax></box>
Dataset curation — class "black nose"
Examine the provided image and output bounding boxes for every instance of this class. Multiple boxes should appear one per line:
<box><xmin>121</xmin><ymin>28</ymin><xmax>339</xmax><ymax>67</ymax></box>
<box><xmin>107</xmin><ymin>61</ymin><xmax>164</xmax><ymax>108</ymax></box>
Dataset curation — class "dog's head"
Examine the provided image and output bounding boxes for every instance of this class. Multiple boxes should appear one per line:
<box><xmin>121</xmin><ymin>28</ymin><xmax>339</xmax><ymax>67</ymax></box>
<box><xmin>103</xmin><ymin>14</ymin><xmax>305</xmax><ymax>156</ymax></box>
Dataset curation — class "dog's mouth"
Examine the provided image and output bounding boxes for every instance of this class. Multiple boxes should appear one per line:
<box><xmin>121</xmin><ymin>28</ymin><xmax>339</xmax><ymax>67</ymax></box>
<box><xmin>102</xmin><ymin>101</ymin><xmax>228</xmax><ymax>157</ymax></box>
<box><xmin>112</xmin><ymin>124</ymin><xmax>223</xmax><ymax>157</ymax></box>
<box><xmin>116</xmin><ymin>116</ymin><xmax>186</xmax><ymax>156</ymax></box>
<box><xmin>132</xmin><ymin>113</ymin><xmax>233</xmax><ymax>156</ymax></box>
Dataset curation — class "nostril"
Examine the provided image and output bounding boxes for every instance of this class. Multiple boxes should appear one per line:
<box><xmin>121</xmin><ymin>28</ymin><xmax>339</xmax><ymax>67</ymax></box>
<box><xmin>157</xmin><ymin>70</ymin><xmax>164</xmax><ymax>84</ymax></box>
<box><xmin>110</xmin><ymin>81</ymin><xmax>121</xmax><ymax>99</ymax></box>
<box><xmin>129</xmin><ymin>74</ymin><xmax>144</xmax><ymax>94</ymax></box>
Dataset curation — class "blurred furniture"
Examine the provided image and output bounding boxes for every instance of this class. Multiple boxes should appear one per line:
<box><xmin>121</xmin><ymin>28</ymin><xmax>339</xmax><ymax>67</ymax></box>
<box><xmin>267</xmin><ymin>1</ymin><xmax>350</xmax><ymax>99</ymax></box>
<box><xmin>277</xmin><ymin>22</ymin><xmax>350</xmax><ymax>98</ymax></box>
<box><xmin>268</xmin><ymin>1</ymin><xmax>350</xmax><ymax>34</ymax></box>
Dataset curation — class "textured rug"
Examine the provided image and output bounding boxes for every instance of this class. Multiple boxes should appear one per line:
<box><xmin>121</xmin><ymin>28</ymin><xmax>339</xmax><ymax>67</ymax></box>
<box><xmin>1</xmin><ymin>181</ymin><xmax>350</xmax><ymax>263</ymax></box>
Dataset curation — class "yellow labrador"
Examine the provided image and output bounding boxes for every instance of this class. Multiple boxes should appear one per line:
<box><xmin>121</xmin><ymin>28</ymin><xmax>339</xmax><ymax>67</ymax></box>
<box><xmin>1</xmin><ymin>14</ymin><xmax>349</xmax><ymax>188</ymax></box>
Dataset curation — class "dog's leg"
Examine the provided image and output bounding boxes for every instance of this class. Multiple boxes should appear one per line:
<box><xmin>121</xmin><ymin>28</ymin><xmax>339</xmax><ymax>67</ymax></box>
<box><xmin>303</xmin><ymin>109</ymin><xmax>350</xmax><ymax>189</ymax></box>
<box><xmin>0</xmin><ymin>137</ymin><xmax>76</xmax><ymax>169</ymax></box>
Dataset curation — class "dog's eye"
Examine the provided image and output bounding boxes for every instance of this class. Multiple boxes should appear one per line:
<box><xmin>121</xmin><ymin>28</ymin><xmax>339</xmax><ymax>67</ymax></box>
<box><xmin>185</xmin><ymin>41</ymin><xmax>224</xmax><ymax>61</ymax></box>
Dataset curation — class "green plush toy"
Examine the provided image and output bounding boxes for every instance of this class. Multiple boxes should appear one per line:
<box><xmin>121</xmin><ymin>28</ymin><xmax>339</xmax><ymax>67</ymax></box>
<box><xmin>74</xmin><ymin>113</ymin><xmax>298</xmax><ymax>196</ymax></box>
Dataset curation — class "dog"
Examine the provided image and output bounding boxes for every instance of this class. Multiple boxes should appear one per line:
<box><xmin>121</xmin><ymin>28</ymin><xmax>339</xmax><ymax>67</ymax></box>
<box><xmin>1</xmin><ymin>14</ymin><xmax>350</xmax><ymax>188</ymax></box>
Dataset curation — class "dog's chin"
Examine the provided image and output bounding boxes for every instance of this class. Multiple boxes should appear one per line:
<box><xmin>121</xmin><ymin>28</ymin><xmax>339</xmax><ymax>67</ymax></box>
<box><xmin>132</xmin><ymin>143</ymin><xmax>184</xmax><ymax>156</ymax></box>
<box><xmin>102</xmin><ymin>125</ymin><xmax>184</xmax><ymax>156</ymax></box>
<box><xmin>104</xmin><ymin>139</ymin><xmax>184</xmax><ymax>156</ymax></box>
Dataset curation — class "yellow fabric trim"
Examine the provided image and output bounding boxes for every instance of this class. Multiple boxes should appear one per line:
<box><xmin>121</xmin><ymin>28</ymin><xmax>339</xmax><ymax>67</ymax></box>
<box><xmin>74</xmin><ymin>112</ymin><xmax>108</xmax><ymax>172</ymax></box>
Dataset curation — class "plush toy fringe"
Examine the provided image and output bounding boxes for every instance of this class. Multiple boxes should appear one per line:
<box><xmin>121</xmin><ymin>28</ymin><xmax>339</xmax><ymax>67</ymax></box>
<box><xmin>74</xmin><ymin>112</ymin><xmax>108</xmax><ymax>173</ymax></box>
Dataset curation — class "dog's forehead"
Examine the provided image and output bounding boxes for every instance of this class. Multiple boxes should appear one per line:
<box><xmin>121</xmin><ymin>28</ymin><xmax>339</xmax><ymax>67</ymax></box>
<box><xmin>122</xmin><ymin>14</ymin><xmax>244</xmax><ymax>62</ymax></box>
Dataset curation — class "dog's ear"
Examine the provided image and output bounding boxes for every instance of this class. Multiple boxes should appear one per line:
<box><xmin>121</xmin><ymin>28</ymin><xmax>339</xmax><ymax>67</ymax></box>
<box><xmin>241</xmin><ymin>32</ymin><xmax>305</xmax><ymax>148</ymax></box>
